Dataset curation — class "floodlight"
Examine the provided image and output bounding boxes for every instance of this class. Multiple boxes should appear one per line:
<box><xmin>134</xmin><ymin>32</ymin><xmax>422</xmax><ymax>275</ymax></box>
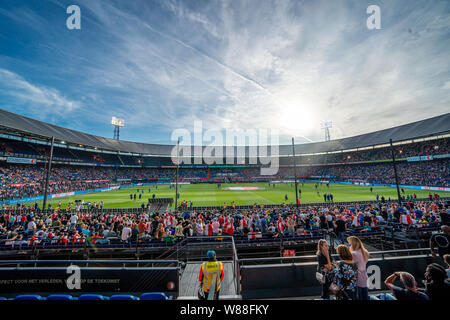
<box><xmin>111</xmin><ymin>117</ymin><xmax>125</xmax><ymax>127</ymax></box>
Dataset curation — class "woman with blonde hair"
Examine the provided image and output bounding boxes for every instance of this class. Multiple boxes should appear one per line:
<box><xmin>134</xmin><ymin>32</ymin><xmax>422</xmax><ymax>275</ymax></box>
<box><xmin>347</xmin><ymin>236</ymin><xmax>369</xmax><ymax>300</ymax></box>
<box><xmin>316</xmin><ymin>239</ymin><xmax>333</xmax><ymax>299</ymax></box>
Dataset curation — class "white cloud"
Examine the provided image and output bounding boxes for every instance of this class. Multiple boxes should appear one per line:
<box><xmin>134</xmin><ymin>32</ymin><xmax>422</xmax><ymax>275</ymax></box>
<box><xmin>443</xmin><ymin>81</ymin><xmax>450</xmax><ymax>90</ymax></box>
<box><xmin>0</xmin><ymin>68</ymin><xmax>81</xmax><ymax>116</ymax></box>
<box><xmin>2</xmin><ymin>0</ymin><xmax>449</xmax><ymax>144</ymax></box>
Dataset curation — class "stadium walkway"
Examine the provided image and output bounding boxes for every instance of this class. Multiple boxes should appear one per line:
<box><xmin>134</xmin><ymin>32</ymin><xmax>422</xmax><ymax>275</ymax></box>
<box><xmin>178</xmin><ymin>261</ymin><xmax>240</xmax><ymax>300</ymax></box>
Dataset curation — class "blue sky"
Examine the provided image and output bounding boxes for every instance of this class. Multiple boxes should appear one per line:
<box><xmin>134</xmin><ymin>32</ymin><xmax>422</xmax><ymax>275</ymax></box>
<box><xmin>0</xmin><ymin>0</ymin><xmax>449</xmax><ymax>145</ymax></box>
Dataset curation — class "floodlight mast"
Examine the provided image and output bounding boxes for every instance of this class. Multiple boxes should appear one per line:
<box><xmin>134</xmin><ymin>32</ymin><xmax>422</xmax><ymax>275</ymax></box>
<box><xmin>111</xmin><ymin>117</ymin><xmax>124</xmax><ymax>140</ymax></box>
<box><xmin>390</xmin><ymin>138</ymin><xmax>402</xmax><ymax>205</ymax></box>
<box><xmin>292</xmin><ymin>137</ymin><xmax>299</xmax><ymax>208</ymax></box>
<box><xmin>321</xmin><ymin>120</ymin><xmax>332</xmax><ymax>142</ymax></box>
<box><xmin>174</xmin><ymin>137</ymin><xmax>180</xmax><ymax>212</ymax></box>
<box><xmin>42</xmin><ymin>136</ymin><xmax>55</xmax><ymax>211</ymax></box>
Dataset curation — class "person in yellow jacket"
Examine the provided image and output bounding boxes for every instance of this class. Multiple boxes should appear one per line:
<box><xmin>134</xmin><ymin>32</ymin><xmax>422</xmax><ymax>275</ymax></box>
<box><xmin>198</xmin><ymin>250</ymin><xmax>224</xmax><ymax>300</ymax></box>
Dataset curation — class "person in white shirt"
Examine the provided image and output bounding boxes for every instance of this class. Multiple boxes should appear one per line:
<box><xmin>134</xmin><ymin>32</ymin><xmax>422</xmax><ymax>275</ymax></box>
<box><xmin>121</xmin><ymin>224</ymin><xmax>132</xmax><ymax>243</ymax></box>
<box><xmin>212</xmin><ymin>219</ymin><xmax>220</xmax><ymax>235</ymax></box>
<box><xmin>27</xmin><ymin>219</ymin><xmax>36</xmax><ymax>233</ymax></box>
<box><xmin>70</xmin><ymin>215</ymin><xmax>78</xmax><ymax>226</ymax></box>
<box><xmin>196</xmin><ymin>222</ymin><xmax>204</xmax><ymax>236</ymax></box>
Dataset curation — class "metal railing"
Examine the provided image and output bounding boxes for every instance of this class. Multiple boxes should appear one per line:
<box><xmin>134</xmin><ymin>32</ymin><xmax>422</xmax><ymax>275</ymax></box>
<box><xmin>151</xmin><ymin>236</ymin><xmax>241</xmax><ymax>296</ymax></box>
<box><xmin>2</xmin><ymin>196</ymin><xmax>448</xmax><ymax>213</ymax></box>
<box><xmin>0</xmin><ymin>259</ymin><xmax>180</xmax><ymax>269</ymax></box>
<box><xmin>231</xmin><ymin>236</ymin><xmax>240</xmax><ymax>295</ymax></box>
<box><xmin>238</xmin><ymin>248</ymin><xmax>432</xmax><ymax>266</ymax></box>
<box><xmin>208</xmin><ymin>274</ymin><xmax>218</xmax><ymax>300</ymax></box>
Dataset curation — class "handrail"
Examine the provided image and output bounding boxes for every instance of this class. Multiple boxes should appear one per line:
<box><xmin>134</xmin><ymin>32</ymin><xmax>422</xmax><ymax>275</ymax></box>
<box><xmin>0</xmin><ymin>259</ymin><xmax>179</xmax><ymax>268</ymax></box>
<box><xmin>238</xmin><ymin>248</ymin><xmax>432</xmax><ymax>264</ymax></box>
<box><xmin>2</xmin><ymin>196</ymin><xmax>448</xmax><ymax>212</ymax></box>
<box><xmin>231</xmin><ymin>236</ymin><xmax>240</xmax><ymax>295</ymax></box>
<box><xmin>153</xmin><ymin>237</ymin><xmax>190</xmax><ymax>260</ymax></box>
<box><xmin>207</xmin><ymin>274</ymin><xmax>218</xmax><ymax>300</ymax></box>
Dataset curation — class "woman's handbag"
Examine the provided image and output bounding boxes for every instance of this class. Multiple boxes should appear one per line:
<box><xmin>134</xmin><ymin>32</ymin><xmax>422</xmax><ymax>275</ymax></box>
<box><xmin>316</xmin><ymin>272</ymin><xmax>326</xmax><ymax>284</ymax></box>
<box><xmin>329</xmin><ymin>282</ymin><xmax>339</xmax><ymax>294</ymax></box>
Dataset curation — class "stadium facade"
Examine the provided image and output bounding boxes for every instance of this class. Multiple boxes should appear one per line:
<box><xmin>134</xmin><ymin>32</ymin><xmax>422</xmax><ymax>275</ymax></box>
<box><xmin>0</xmin><ymin>108</ymin><xmax>449</xmax><ymax>162</ymax></box>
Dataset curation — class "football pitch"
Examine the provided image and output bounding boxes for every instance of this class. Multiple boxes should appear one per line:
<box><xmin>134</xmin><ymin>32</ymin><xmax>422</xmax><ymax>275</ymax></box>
<box><xmin>22</xmin><ymin>182</ymin><xmax>450</xmax><ymax>209</ymax></box>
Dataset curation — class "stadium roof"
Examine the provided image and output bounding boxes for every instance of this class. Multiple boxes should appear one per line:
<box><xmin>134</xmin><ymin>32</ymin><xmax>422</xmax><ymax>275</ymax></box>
<box><xmin>0</xmin><ymin>108</ymin><xmax>449</xmax><ymax>156</ymax></box>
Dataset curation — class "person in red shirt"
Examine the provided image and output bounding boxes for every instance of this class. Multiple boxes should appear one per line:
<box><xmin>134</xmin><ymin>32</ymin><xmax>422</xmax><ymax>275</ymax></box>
<box><xmin>72</xmin><ymin>231</ymin><xmax>81</xmax><ymax>245</ymax></box>
<box><xmin>29</xmin><ymin>233</ymin><xmax>39</xmax><ymax>246</ymax></box>
<box><xmin>207</xmin><ymin>222</ymin><xmax>213</xmax><ymax>236</ymax></box>
<box><xmin>138</xmin><ymin>220</ymin><xmax>146</xmax><ymax>235</ymax></box>
<box><xmin>20</xmin><ymin>215</ymin><xmax>27</xmax><ymax>227</ymax></box>
<box><xmin>60</xmin><ymin>233</ymin><xmax>68</xmax><ymax>246</ymax></box>
<box><xmin>91</xmin><ymin>232</ymin><xmax>103</xmax><ymax>244</ymax></box>
<box><xmin>225</xmin><ymin>221</ymin><xmax>234</xmax><ymax>235</ymax></box>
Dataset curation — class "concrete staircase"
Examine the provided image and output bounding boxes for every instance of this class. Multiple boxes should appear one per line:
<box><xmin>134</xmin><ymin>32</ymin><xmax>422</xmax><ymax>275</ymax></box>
<box><xmin>177</xmin><ymin>261</ymin><xmax>241</xmax><ymax>300</ymax></box>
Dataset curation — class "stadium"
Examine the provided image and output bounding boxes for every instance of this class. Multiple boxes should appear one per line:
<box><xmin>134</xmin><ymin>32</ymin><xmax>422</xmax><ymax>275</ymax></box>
<box><xmin>0</xmin><ymin>108</ymin><xmax>449</xmax><ymax>301</ymax></box>
<box><xmin>0</xmin><ymin>0</ymin><xmax>449</xmax><ymax>308</ymax></box>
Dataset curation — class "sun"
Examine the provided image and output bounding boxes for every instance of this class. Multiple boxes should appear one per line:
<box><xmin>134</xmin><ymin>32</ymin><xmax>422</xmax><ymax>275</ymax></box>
<box><xmin>276</xmin><ymin>101</ymin><xmax>318</xmax><ymax>140</ymax></box>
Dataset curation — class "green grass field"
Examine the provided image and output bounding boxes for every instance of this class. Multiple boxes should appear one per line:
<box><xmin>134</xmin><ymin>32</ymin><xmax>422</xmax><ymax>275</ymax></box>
<box><xmin>22</xmin><ymin>182</ymin><xmax>450</xmax><ymax>209</ymax></box>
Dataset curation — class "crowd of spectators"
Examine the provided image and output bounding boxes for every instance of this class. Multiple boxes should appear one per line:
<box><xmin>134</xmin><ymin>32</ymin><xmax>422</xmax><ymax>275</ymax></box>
<box><xmin>1</xmin><ymin>157</ymin><xmax>448</xmax><ymax>201</ymax></box>
<box><xmin>1</xmin><ymin>137</ymin><xmax>448</xmax><ymax>167</ymax></box>
<box><xmin>294</xmin><ymin>138</ymin><xmax>449</xmax><ymax>164</ymax></box>
<box><xmin>0</xmin><ymin>197</ymin><xmax>448</xmax><ymax>248</ymax></box>
<box><xmin>0</xmin><ymin>196</ymin><xmax>448</xmax><ymax>300</ymax></box>
<box><xmin>297</xmin><ymin>160</ymin><xmax>449</xmax><ymax>187</ymax></box>
<box><xmin>0</xmin><ymin>165</ymin><xmax>113</xmax><ymax>200</ymax></box>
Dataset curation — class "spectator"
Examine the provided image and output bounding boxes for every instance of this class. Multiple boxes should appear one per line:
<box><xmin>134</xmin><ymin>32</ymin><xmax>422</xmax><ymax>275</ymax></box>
<box><xmin>383</xmin><ymin>272</ymin><xmax>429</xmax><ymax>300</ymax></box>
<box><xmin>440</xmin><ymin>208</ymin><xmax>450</xmax><ymax>226</ymax></box>
<box><xmin>430</xmin><ymin>225</ymin><xmax>450</xmax><ymax>260</ymax></box>
<box><xmin>347</xmin><ymin>236</ymin><xmax>370</xmax><ymax>300</ymax></box>
<box><xmin>121</xmin><ymin>223</ymin><xmax>132</xmax><ymax>245</ymax></box>
<box><xmin>334</xmin><ymin>216</ymin><xmax>347</xmax><ymax>245</ymax></box>
<box><xmin>175</xmin><ymin>222</ymin><xmax>184</xmax><ymax>241</ymax></box>
<box><xmin>27</xmin><ymin>218</ymin><xmax>36</xmax><ymax>234</ymax></box>
<box><xmin>316</xmin><ymin>239</ymin><xmax>334</xmax><ymax>299</ymax></box>
<box><xmin>423</xmin><ymin>263</ymin><xmax>450</xmax><ymax>301</ymax></box>
<box><xmin>444</xmin><ymin>254</ymin><xmax>450</xmax><ymax>279</ymax></box>
<box><xmin>131</xmin><ymin>223</ymin><xmax>139</xmax><ymax>242</ymax></box>
<box><xmin>329</xmin><ymin>244</ymin><xmax>358</xmax><ymax>300</ymax></box>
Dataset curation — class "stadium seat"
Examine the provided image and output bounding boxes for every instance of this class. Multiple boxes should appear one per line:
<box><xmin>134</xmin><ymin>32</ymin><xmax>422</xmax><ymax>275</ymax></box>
<box><xmin>78</xmin><ymin>294</ymin><xmax>108</xmax><ymax>301</ymax></box>
<box><xmin>140</xmin><ymin>292</ymin><xmax>168</xmax><ymax>300</ymax></box>
<box><xmin>109</xmin><ymin>294</ymin><xmax>139</xmax><ymax>300</ymax></box>
<box><xmin>47</xmin><ymin>294</ymin><xmax>75</xmax><ymax>300</ymax></box>
<box><xmin>14</xmin><ymin>294</ymin><xmax>44</xmax><ymax>300</ymax></box>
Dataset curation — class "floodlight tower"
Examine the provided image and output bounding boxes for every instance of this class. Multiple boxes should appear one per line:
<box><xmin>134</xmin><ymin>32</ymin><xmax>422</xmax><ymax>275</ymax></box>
<box><xmin>321</xmin><ymin>120</ymin><xmax>332</xmax><ymax>141</ymax></box>
<box><xmin>111</xmin><ymin>117</ymin><xmax>124</xmax><ymax>140</ymax></box>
